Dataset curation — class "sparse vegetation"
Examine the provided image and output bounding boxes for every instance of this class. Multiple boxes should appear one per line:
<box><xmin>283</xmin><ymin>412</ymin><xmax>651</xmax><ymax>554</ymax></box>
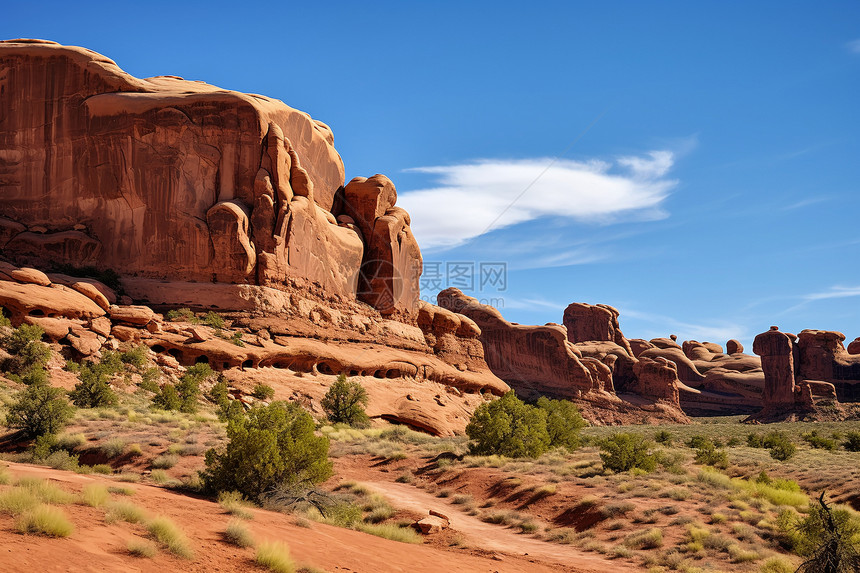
<box><xmin>321</xmin><ymin>374</ymin><xmax>370</xmax><ymax>428</ymax></box>
<box><xmin>252</xmin><ymin>383</ymin><xmax>275</xmax><ymax>401</ymax></box>
<box><xmin>224</xmin><ymin>518</ymin><xmax>255</xmax><ymax>547</ymax></box>
<box><xmin>147</xmin><ymin>515</ymin><xmax>194</xmax><ymax>559</ymax></box>
<box><xmin>600</xmin><ymin>432</ymin><xmax>657</xmax><ymax>473</ymax></box>
<box><xmin>15</xmin><ymin>504</ymin><xmax>74</xmax><ymax>537</ymax></box>
<box><xmin>202</xmin><ymin>401</ymin><xmax>332</xmax><ymax>501</ymax></box>
<box><xmin>256</xmin><ymin>540</ymin><xmax>296</xmax><ymax>573</ymax></box>
<box><xmin>6</xmin><ymin>382</ymin><xmax>75</xmax><ymax>438</ymax></box>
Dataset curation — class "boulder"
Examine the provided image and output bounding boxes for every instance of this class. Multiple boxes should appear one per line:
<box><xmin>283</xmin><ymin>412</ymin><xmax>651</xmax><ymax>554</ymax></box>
<box><xmin>109</xmin><ymin>305</ymin><xmax>157</xmax><ymax>326</ymax></box>
<box><xmin>726</xmin><ymin>339</ymin><xmax>744</xmax><ymax>355</ymax></box>
<box><xmin>0</xmin><ymin>280</ymin><xmax>105</xmax><ymax>320</ymax></box>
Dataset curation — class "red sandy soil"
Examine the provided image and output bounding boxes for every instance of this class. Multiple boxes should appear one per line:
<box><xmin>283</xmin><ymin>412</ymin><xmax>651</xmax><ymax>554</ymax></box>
<box><xmin>0</xmin><ymin>462</ymin><xmax>631</xmax><ymax>573</ymax></box>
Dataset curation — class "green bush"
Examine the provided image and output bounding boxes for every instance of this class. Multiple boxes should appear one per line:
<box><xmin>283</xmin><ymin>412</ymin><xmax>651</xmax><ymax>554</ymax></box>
<box><xmin>654</xmin><ymin>430</ymin><xmax>673</xmax><ymax>445</ymax></box>
<box><xmin>6</xmin><ymin>384</ymin><xmax>75</xmax><ymax>438</ymax></box>
<box><xmin>208</xmin><ymin>377</ymin><xmax>230</xmax><ymax>406</ymax></box>
<box><xmin>165</xmin><ymin>308</ymin><xmax>195</xmax><ymax>322</ymax></box>
<box><xmin>69</xmin><ymin>360</ymin><xmax>118</xmax><ymax>408</ymax></box>
<box><xmin>321</xmin><ymin>374</ymin><xmax>369</xmax><ymax>428</ymax></box>
<box><xmin>768</xmin><ymin>436</ymin><xmax>797</xmax><ymax>461</ymax></box>
<box><xmin>749</xmin><ymin>431</ymin><xmax>796</xmax><ymax>461</ymax></box>
<box><xmin>252</xmin><ymin>383</ymin><xmax>275</xmax><ymax>401</ymax></box>
<box><xmin>536</xmin><ymin>396</ymin><xmax>586</xmax><ymax>451</ymax></box>
<box><xmin>795</xmin><ymin>494</ymin><xmax>860</xmax><ymax>572</ymax></box>
<box><xmin>693</xmin><ymin>439</ymin><xmax>729</xmax><ymax>469</ymax></box>
<box><xmin>600</xmin><ymin>432</ymin><xmax>657</xmax><ymax>473</ymax></box>
<box><xmin>174</xmin><ymin>363</ymin><xmax>211</xmax><ymax>413</ymax></box>
<box><xmin>843</xmin><ymin>432</ymin><xmax>860</xmax><ymax>452</ymax></box>
<box><xmin>120</xmin><ymin>345</ymin><xmax>149</xmax><ymax>369</ymax></box>
<box><xmin>802</xmin><ymin>430</ymin><xmax>838</xmax><ymax>451</ymax></box>
<box><xmin>2</xmin><ymin>324</ymin><xmax>50</xmax><ymax>376</ymax></box>
<box><xmin>202</xmin><ymin>401</ymin><xmax>332</xmax><ymax>502</ymax></box>
<box><xmin>152</xmin><ymin>383</ymin><xmax>181</xmax><ymax>411</ymax></box>
<box><xmin>466</xmin><ymin>391</ymin><xmax>550</xmax><ymax>458</ymax></box>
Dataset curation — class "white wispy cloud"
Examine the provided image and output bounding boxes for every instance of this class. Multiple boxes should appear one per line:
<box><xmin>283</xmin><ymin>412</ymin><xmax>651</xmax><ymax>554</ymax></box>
<box><xmin>847</xmin><ymin>39</ymin><xmax>860</xmax><ymax>54</ymax></box>
<box><xmin>398</xmin><ymin>151</ymin><xmax>678</xmax><ymax>250</ymax></box>
<box><xmin>803</xmin><ymin>285</ymin><xmax>860</xmax><ymax>301</ymax></box>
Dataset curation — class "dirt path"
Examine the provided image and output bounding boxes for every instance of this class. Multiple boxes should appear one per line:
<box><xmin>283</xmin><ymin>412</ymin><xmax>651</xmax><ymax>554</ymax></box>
<box><xmin>365</xmin><ymin>480</ymin><xmax>642</xmax><ymax>573</ymax></box>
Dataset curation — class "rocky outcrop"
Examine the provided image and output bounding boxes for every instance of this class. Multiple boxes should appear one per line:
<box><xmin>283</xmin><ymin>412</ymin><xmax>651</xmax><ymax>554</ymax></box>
<box><xmin>342</xmin><ymin>175</ymin><xmax>422</xmax><ymax>318</ymax></box>
<box><xmin>437</xmin><ymin>288</ymin><xmax>594</xmax><ymax>399</ymax></box>
<box><xmin>438</xmin><ymin>288</ymin><xmax>688</xmax><ymax>424</ymax></box>
<box><xmin>0</xmin><ymin>40</ymin><xmax>420</xmax><ymax>317</ymax></box>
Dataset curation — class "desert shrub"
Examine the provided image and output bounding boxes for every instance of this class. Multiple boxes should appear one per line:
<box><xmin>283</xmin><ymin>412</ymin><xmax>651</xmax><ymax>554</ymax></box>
<box><xmin>202</xmin><ymin>401</ymin><xmax>332</xmax><ymax>502</ymax></box>
<box><xmin>2</xmin><ymin>324</ymin><xmax>50</xmax><ymax>375</ymax></box>
<box><xmin>218</xmin><ymin>490</ymin><xmax>254</xmax><ymax>519</ymax></box>
<box><xmin>688</xmin><ymin>435</ymin><xmax>709</xmax><ymax>449</ymax></box>
<box><xmin>748</xmin><ymin>431</ymin><xmax>796</xmax><ymax>460</ymax></box>
<box><xmin>120</xmin><ymin>345</ymin><xmax>149</xmax><ymax>369</ymax></box>
<box><xmin>166</xmin><ymin>308</ymin><xmax>195</xmax><ymax>322</ymax></box>
<box><xmin>6</xmin><ymin>383</ymin><xmax>74</xmax><ymax>438</ymax></box>
<box><xmin>225</xmin><ymin>519</ymin><xmax>255</xmax><ymax>547</ymax></box>
<box><xmin>127</xmin><ymin>539</ymin><xmax>157</xmax><ymax>558</ymax></box>
<box><xmin>759</xmin><ymin>556</ymin><xmax>796</xmax><ymax>573</ymax></box>
<box><xmin>535</xmin><ymin>396</ymin><xmax>586</xmax><ymax>451</ymax></box>
<box><xmin>43</xmin><ymin>450</ymin><xmax>80</xmax><ymax>471</ymax></box>
<box><xmin>693</xmin><ymin>439</ymin><xmax>729</xmax><ymax>469</ymax></box>
<box><xmin>15</xmin><ymin>504</ymin><xmax>74</xmax><ymax>537</ymax></box>
<box><xmin>151</xmin><ymin>454</ymin><xmax>179</xmax><ymax>469</ymax></box>
<box><xmin>466</xmin><ymin>391</ymin><xmax>550</xmax><ymax>458</ymax></box>
<box><xmin>654</xmin><ymin>429</ymin><xmax>673</xmax><ymax>445</ymax></box>
<box><xmin>101</xmin><ymin>437</ymin><xmax>127</xmax><ymax>458</ymax></box>
<box><xmin>321</xmin><ymin>374</ymin><xmax>369</xmax><ymax>428</ymax></box>
<box><xmin>256</xmin><ymin>540</ymin><xmax>295</xmax><ymax>573</ymax></box>
<box><xmin>0</xmin><ymin>308</ymin><xmax>9</xmax><ymax>327</ymax></box>
<box><xmin>624</xmin><ymin>527</ymin><xmax>663</xmax><ymax>549</ymax></box>
<box><xmin>175</xmin><ymin>363</ymin><xmax>211</xmax><ymax>413</ymax></box>
<box><xmin>105</xmin><ymin>501</ymin><xmax>147</xmax><ymax>524</ymax></box>
<box><xmin>600</xmin><ymin>432</ymin><xmax>657</xmax><ymax>473</ymax></box>
<box><xmin>139</xmin><ymin>368</ymin><xmax>161</xmax><ymax>392</ymax></box>
<box><xmin>202</xmin><ymin>311</ymin><xmax>225</xmax><ymax>329</ymax></box>
<box><xmin>81</xmin><ymin>484</ymin><xmax>110</xmax><ymax>507</ymax></box>
<box><xmin>152</xmin><ymin>383</ymin><xmax>182</xmax><ymax>411</ymax></box>
<box><xmin>69</xmin><ymin>359</ymin><xmax>118</xmax><ymax>408</ymax></box>
<box><xmin>793</xmin><ymin>494</ymin><xmax>860</xmax><ymax>572</ymax></box>
<box><xmin>147</xmin><ymin>515</ymin><xmax>193</xmax><ymax>558</ymax></box>
<box><xmin>55</xmin><ymin>432</ymin><xmax>87</xmax><ymax>451</ymax></box>
<box><xmin>768</xmin><ymin>435</ymin><xmax>797</xmax><ymax>461</ymax></box>
<box><xmin>802</xmin><ymin>430</ymin><xmax>838</xmax><ymax>451</ymax></box>
<box><xmin>355</xmin><ymin>521</ymin><xmax>422</xmax><ymax>543</ymax></box>
<box><xmin>843</xmin><ymin>431</ymin><xmax>860</xmax><ymax>452</ymax></box>
<box><xmin>252</xmin><ymin>383</ymin><xmax>275</xmax><ymax>401</ymax></box>
<box><xmin>208</xmin><ymin>377</ymin><xmax>229</xmax><ymax>404</ymax></box>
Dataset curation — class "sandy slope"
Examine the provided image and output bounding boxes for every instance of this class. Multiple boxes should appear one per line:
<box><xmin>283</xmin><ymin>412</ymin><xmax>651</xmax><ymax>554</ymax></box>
<box><xmin>0</xmin><ymin>463</ymin><xmax>612</xmax><ymax>573</ymax></box>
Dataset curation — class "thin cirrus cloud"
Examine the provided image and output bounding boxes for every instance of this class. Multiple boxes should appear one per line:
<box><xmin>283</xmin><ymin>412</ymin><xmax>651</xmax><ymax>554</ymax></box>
<box><xmin>848</xmin><ymin>39</ymin><xmax>860</xmax><ymax>54</ymax></box>
<box><xmin>398</xmin><ymin>151</ymin><xmax>678</xmax><ymax>250</ymax></box>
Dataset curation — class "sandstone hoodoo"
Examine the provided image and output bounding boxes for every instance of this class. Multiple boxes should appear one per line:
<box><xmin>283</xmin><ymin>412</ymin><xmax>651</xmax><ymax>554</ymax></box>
<box><xmin>0</xmin><ymin>39</ymin><xmax>507</xmax><ymax>436</ymax></box>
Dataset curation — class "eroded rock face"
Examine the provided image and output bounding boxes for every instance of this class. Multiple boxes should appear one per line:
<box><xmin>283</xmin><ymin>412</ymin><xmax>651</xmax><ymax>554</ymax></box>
<box><xmin>437</xmin><ymin>288</ymin><xmax>594</xmax><ymax>399</ymax></box>
<box><xmin>0</xmin><ymin>40</ymin><xmax>383</xmax><ymax>301</ymax></box>
<box><xmin>343</xmin><ymin>175</ymin><xmax>422</xmax><ymax>317</ymax></box>
<box><xmin>438</xmin><ymin>288</ymin><xmax>689</xmax><ymax>424</ymax></box>
<box><xmin>753</xmin><ymin>326</ymin><xmax>797</xmax><ymax>408</ymax></box>
<box><xmin>563</xmin><ymin>302</ymin><xmax>633</xmax><ymax>356</ymax></box>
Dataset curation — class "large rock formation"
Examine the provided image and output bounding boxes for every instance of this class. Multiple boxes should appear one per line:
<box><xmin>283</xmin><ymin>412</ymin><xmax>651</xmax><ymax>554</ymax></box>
<box><xmin>0</xmin><ymin>39</ymin><xmax>415</xmax><ymax>316</ymax></box>
<box><xmin>747</xmin><ymin>326</ymin><xmax>859</xmax><ymax>421</ymax></box>
<box><xmin>438</xmin><ymin>288</ymin><xmax>688</xmax><ymax>425</ymax></box>
<box><xmin>0</xmin><ymin>40</ymin><xmax>507</xmax><ymax>435</ymax></box>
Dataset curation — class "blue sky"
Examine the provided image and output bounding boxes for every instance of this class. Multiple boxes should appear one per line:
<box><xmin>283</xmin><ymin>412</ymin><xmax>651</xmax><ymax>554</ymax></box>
<box><xmin>4</xmin><ymin>1</ymin><xmax>860</xmax><ymax>350</ymax></box>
